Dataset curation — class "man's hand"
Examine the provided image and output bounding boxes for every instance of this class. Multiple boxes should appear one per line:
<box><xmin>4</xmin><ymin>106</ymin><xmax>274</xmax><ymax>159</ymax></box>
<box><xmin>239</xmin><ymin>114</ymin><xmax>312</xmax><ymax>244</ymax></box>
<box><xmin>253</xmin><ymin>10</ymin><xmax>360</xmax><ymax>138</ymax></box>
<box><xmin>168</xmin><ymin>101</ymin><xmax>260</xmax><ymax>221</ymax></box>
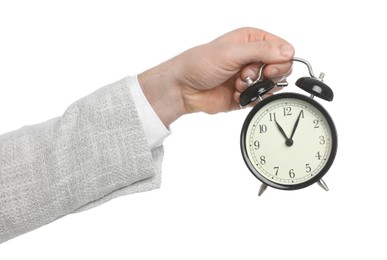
<box><xmin>139</xmin><ymin>27</ymin><xmax>294</xmax><ymax>126</ymax></box>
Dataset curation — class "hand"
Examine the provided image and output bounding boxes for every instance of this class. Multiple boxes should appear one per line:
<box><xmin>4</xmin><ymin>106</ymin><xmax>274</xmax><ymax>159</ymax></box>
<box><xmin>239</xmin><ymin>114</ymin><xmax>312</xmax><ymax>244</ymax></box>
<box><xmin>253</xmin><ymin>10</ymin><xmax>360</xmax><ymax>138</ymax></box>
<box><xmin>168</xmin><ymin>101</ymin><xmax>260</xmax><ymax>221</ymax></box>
<box><xmin>139</xmin><ymin>27</ymin><xmax>294</xmax><ymax>126</ymax></box>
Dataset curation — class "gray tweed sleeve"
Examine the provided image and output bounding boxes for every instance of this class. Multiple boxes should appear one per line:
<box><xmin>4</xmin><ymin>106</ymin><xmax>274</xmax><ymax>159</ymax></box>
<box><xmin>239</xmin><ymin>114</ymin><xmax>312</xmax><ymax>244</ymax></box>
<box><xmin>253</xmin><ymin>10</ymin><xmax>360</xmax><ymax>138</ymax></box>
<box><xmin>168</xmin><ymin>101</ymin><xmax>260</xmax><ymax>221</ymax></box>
<box><xmin>0</xmin><ymin>76</ymin><xmax>163</xmax><ymax>243</ymax></box>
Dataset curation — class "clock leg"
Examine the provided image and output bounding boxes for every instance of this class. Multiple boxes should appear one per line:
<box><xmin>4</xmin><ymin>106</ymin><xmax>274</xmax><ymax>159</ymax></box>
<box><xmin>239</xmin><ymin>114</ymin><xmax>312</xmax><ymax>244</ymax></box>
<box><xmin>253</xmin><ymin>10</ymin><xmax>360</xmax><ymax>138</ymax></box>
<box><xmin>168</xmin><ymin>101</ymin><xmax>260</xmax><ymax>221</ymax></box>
<box><xmin>258</xmin><ymin>183</ymin><xmax>268</xmax><ymax>196</ymax></box>
<box><xmin>317</xmin><ymin>179</ymin><xmax>329</xmax><ymax>191</ymax></box>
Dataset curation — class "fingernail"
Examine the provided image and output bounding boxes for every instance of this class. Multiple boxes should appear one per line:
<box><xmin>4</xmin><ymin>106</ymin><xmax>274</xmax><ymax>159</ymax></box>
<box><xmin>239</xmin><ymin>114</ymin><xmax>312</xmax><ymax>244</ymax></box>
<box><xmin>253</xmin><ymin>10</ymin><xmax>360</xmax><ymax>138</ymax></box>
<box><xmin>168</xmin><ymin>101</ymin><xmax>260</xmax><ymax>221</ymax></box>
<box><xmin>281</xmin><ymin>44</ymin><xmax>294</xmax><ymax>58</ymax></box>
<box><xmin>244</xmin><ymin>68</ymin><xmax>256</xmax><ymax>80</ymax></box>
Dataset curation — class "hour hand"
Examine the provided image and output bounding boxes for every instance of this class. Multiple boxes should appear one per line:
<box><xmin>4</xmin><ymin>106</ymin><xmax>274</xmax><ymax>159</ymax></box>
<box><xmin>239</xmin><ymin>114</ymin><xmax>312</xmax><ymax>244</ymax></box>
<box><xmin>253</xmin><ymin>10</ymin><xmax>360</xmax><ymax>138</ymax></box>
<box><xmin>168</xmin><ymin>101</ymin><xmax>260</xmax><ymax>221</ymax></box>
<box><xmin>274</xmin><ymin>119</ymin><xmax>289</xmax><ymax>140</ymax></box>
<box><xmin>274</xmin><ymin>119</ymin><xmax>293</xmax><ymax>147</ymax></box>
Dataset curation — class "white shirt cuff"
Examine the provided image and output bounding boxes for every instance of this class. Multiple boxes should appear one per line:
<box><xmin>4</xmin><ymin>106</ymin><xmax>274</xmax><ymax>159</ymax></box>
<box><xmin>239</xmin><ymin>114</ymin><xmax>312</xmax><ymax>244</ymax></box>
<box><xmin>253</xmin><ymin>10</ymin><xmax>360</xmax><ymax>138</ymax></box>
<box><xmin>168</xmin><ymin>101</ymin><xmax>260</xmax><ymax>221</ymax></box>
<box><xmin>127</xmin><ymin>75</ymin><xmax>170</xmax><ymax>149</ymax></box>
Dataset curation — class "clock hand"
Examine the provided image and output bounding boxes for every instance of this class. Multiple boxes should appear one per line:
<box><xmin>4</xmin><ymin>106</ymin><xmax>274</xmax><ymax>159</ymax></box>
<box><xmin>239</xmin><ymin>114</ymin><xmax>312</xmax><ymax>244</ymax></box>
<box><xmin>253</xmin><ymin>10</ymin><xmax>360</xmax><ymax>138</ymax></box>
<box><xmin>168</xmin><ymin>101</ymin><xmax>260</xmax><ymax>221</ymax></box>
<box><xmin>274</xmin><ymin>119</ymin><xmax>292</xmax><ymax>146</ymax></box>
<box><xmin>289</xmin><ymin>110</ymin><xmax>303</xmax><ymax>142</ymax></box>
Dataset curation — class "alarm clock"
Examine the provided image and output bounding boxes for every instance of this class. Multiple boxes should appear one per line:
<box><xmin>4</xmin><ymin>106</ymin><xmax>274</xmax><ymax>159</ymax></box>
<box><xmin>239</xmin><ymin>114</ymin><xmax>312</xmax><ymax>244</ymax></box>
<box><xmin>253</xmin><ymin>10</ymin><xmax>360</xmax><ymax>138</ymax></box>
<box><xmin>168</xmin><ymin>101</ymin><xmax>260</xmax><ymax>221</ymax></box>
<box><xmin>239</xmin><ymin>58</ymin><xmax>337</xmax><ymax>196</ymax></box>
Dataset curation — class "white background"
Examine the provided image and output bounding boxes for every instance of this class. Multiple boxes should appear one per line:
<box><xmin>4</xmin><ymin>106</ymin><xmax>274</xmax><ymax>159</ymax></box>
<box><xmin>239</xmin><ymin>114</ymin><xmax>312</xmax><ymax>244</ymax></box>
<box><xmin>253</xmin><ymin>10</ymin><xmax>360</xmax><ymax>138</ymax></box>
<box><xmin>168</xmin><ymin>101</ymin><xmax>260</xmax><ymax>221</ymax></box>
<box><xmin>0</xmin><ymin>0</ymin><xmax>385</xmax><ymax>259</ymax></box>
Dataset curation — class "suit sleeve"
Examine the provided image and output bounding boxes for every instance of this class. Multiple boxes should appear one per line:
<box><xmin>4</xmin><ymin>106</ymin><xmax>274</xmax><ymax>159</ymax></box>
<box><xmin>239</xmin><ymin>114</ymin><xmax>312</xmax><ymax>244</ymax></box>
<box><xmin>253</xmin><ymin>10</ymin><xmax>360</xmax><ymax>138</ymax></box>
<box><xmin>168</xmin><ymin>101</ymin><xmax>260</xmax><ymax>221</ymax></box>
<box><xmin>0</xmin><ymin>76</ymin><xmax>163</xmax><ymax>243</ymax></box>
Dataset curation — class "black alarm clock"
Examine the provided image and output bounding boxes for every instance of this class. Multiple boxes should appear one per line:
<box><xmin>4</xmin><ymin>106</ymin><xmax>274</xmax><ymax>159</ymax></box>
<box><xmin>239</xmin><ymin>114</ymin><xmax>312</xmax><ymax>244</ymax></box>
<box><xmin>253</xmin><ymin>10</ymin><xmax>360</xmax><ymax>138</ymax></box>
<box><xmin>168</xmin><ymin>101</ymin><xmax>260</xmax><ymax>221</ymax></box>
<box><xmin>240</xmin><ymin>58</ymin><xmax>337</xmax><ymax>196</ymax></box>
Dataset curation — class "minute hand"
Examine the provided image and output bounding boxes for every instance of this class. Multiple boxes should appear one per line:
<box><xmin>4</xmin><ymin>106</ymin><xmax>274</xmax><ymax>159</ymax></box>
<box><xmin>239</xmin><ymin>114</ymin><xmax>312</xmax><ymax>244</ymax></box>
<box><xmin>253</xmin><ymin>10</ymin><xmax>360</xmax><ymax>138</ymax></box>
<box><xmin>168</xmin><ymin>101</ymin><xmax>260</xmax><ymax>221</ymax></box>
<box><xmin>289</xmin><ymin>111</ymin><xmax>303</xmax><ymax>141</ymax></box>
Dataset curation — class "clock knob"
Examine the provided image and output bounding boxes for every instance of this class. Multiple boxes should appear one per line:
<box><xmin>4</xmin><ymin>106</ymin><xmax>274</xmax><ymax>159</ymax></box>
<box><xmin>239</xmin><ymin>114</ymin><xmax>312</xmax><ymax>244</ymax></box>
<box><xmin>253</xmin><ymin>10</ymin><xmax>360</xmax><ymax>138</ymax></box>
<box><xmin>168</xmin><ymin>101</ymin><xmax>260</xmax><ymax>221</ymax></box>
<box><xmin>239</xmin><ymin>80</ymin><xmax>275</xmax><ymax>107</ymax></box>
<box><xmin>295</xmin><ymin>77</ymin><xmax>334</xmax><ymax>101</ymax></box>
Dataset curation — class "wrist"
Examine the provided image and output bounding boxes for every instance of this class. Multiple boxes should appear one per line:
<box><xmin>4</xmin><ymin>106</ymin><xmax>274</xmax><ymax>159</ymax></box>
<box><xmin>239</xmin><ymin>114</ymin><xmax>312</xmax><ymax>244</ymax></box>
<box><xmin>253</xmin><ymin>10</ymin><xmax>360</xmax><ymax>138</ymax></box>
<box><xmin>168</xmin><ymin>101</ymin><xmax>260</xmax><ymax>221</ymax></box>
<box><xmin>138</xmin><ymin>60</ymin><xmax>187</xmax><ymax>127</ymax></box>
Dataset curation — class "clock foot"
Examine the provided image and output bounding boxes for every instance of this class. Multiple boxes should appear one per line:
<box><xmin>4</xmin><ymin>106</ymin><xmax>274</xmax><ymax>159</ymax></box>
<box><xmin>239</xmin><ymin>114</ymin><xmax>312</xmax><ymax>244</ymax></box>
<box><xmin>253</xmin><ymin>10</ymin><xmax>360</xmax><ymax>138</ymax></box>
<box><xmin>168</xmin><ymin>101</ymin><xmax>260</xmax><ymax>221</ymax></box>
<box><xmin>258</xmin><ymin>183</ymin><xmax>268</xmax><ymax>196</ymax></box>
<box><xmin>317</xmin><ymin>179</ymin><xmax>329</xmax><ymax>191</ymax></box>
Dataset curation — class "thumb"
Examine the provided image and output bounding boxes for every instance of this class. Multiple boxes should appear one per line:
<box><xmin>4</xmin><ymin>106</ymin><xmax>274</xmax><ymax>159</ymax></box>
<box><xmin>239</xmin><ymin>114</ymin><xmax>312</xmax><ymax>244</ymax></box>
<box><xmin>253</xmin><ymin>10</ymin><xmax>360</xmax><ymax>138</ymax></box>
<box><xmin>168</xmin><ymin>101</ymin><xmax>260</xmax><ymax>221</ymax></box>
<box><xmin>234</xmin><ymin>41</ymin><xmax>294</xmax><ymax>66</ymax></box>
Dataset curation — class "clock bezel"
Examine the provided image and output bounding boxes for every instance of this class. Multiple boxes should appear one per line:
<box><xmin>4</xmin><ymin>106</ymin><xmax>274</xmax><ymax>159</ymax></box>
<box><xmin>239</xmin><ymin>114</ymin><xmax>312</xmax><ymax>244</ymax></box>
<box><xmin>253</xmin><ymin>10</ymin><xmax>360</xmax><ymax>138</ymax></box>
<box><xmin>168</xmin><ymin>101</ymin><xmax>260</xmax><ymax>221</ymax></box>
<box><xmin>240</xmin><ymin>92</ymin><xmax>338</xmax><ymax>190</ymax></box>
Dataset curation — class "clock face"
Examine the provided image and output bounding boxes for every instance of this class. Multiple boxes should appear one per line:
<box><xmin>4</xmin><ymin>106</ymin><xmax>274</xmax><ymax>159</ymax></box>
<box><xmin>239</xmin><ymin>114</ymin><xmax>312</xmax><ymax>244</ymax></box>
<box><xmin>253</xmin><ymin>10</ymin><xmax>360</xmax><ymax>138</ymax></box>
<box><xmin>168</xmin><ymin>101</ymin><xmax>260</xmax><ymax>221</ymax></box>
<box><xmin>241</xmin><ymin>93</ymin><xmax>337</xmax><ymax>190</ymax></box>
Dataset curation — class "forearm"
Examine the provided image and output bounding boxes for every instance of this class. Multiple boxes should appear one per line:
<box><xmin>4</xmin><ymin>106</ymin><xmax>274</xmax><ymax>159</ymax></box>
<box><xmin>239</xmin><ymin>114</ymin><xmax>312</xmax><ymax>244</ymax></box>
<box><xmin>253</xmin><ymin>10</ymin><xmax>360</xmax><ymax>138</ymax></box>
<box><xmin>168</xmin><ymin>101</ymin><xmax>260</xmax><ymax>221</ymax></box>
<box><xmin>0</xmin><ymin>77</ymin><xmax>160</xmax><ymax>243</ymax></box>
<box><xmin>138</xmin><ymin>59</ymin><xmax>186</xmax><ymax>127</ymax></box>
